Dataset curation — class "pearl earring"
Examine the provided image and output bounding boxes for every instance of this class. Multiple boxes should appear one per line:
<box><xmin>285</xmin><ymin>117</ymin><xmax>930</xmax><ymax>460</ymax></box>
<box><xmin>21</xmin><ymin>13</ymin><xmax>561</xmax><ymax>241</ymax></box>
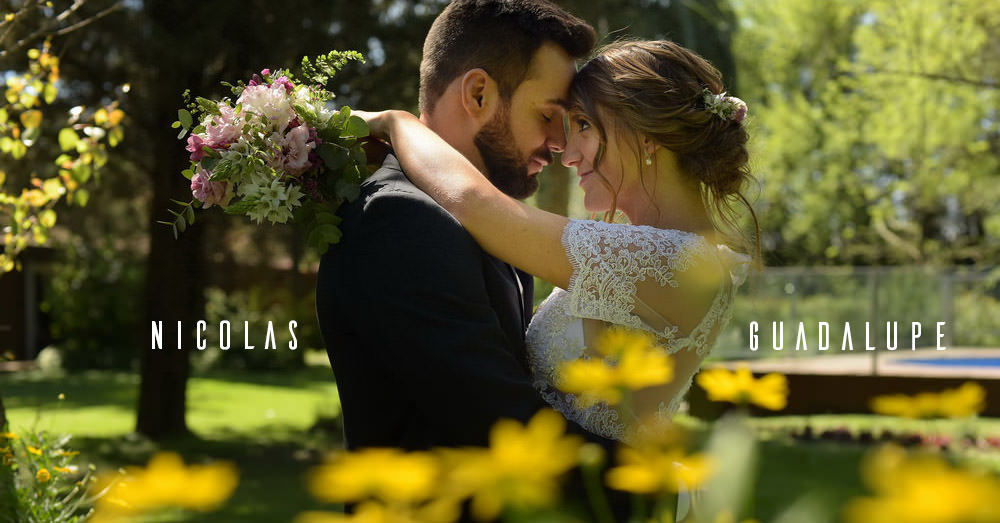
<box><xmin>644</xmin><ymin>153</ymin><xmax>652</xmax><ymax>166</ymax></box>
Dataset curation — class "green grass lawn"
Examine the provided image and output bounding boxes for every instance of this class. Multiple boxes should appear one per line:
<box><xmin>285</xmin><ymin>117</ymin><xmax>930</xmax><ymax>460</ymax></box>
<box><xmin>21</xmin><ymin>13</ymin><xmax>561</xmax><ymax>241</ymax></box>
<box><xmin>3</xmin><ymin>365</ymin><xmax>999</xmax><ymax>522</ymax></box>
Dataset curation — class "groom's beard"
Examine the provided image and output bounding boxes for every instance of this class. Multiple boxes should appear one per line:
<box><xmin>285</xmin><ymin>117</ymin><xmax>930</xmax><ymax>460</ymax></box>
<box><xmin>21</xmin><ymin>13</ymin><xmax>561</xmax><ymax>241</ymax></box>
<box><xmin>474</xmin><ymin>103</ymin><xmax>547</xmax><ymax>199</ymax></box>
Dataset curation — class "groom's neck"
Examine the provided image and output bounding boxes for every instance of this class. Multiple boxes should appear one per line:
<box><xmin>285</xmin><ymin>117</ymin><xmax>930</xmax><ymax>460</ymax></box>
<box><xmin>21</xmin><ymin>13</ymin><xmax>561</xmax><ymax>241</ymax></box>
<box><xmin>419</xmin><ymin>110</ymin><xmax>489</xmax><ymax>174</ymax></box>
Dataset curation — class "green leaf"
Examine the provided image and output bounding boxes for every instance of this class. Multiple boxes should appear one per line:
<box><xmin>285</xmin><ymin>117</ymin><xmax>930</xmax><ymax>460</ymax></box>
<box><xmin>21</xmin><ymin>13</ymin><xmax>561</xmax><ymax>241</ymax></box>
<box><xmin>224</xmin><ymin>198</ymin><xmax>259</xmax><ymax>215</ymax></box>
<box><xmin>185</xmin><ymin>205</ymin><xmax>195</xmax><ymax>224</ymax></box>
<box><xmin>314</xmin><ymin>211</ymin><xmax>341</xmax><ymax>225</ymax></box>
<box><xmin>178</xmin><ymin>109</ymin><xmax>193</xmax><ymax>129</ymax></box>
<box><xmin>350</xmin><ymin>145</ymin><xmax>367</xmax><ymax>166</ymax></box>
<box><xmin>182</xmin><ymin>168</ymin><xmax>194</xmax><ymax>180</ymax></box>
<box><xmin>0</xmin><ymin>108</ymin><xmax>6</xmax><ymax>124</ymax></box>
<box><xmin>10</xmin><ymin>140</ymin><xmax>26</xmax><ymax>159</ymax></box>
<box><xmin>75</xmin><ymin>189</ymin><xmax>89</xmax><ymax>206</ymax></box>
<box><xmin>71</xmin><ymin>163</ymin><xmax>92</xmax><ymax>183</ymax></box>
<box><xmin>58</xmin><ymin>128</ymin><xmax>79</xmax><ymax>151</ymax></box>
<box><xmin>176</xmin><ymin>216</ymin><xmax>186</xmax><ymax>233</ymax></box>
<box><xmin>344</xmin><ymin>115</ymin><xmax>369</xmax><ymax>138</ymax></box>
<box><xmin>196</xmin><ymin>97</ymin><xmax>220</xmax><ymax>116</ymax></box>
<box><xmin>335</xmin><ymin>178</ymin><xmax>360</xmax><ymax>201</ymax></box>
<box><xmin>317</xmin><ymin>143</ymin><xmax>349</xmax><ymax>171</ymax></box>
<box><xmin>292</xmin><ymin>102</ymin><xmax>319</xmax><ymax>126</ymax></box>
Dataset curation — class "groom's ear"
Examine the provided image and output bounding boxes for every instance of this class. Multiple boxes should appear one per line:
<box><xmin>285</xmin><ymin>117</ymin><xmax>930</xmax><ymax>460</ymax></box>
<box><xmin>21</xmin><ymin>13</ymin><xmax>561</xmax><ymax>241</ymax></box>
<box><xmin>459</xmin><ymin>68</ymin><xmax>498</xmax><ymax>123</ymax></box>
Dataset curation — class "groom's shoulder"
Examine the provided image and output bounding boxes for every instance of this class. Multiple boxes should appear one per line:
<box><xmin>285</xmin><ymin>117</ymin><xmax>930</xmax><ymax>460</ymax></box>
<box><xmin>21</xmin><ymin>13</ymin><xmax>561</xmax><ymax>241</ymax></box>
<box><xmin>346</xmin><ymin>153</ymin><xmax>468</xmax><ymax>240</ymax></box>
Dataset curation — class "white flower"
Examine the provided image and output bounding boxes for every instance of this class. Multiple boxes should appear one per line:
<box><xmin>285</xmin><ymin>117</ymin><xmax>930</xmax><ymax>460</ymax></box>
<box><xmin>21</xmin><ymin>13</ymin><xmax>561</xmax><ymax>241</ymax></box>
<box><xmin>237</xmin><ymin>83</ymin><xmax>296</xmax><ymax>132</ymax></box>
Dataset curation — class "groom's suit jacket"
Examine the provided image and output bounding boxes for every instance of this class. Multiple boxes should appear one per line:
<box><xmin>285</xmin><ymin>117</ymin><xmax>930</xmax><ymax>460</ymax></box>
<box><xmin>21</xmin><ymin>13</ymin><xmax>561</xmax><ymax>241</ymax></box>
<box><xmin>316</xmin><ymin>153</ymin><xmax>620</xmax><ymax>451</ymax></box>
<box><xmin>316</xmin><ymin>153</ymin><xmax>633</xmax><ymax>521</ymax></box>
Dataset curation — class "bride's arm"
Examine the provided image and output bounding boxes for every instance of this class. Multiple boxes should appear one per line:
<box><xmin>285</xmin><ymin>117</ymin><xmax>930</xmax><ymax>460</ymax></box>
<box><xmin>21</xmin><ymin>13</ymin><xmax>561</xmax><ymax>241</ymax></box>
<box><xmin>362</xmin><ymin>109</ymin><xmax>573</xmax><ymax>289</ymax></box>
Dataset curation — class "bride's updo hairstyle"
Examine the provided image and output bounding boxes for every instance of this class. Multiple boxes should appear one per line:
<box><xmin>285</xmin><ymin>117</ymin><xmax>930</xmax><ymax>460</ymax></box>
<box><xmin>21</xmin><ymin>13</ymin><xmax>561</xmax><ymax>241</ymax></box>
<box><xmin>570</xmin><ymin>40</ymin><xmax>760</xmax><ymax>261</ymax></box>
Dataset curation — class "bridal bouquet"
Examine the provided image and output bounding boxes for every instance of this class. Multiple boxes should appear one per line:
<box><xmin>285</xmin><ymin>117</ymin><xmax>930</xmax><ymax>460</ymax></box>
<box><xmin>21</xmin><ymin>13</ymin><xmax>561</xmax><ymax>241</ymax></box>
<box><xmin>162</xmin><ymin>51</ymin><xmax>370</xmax><ymax>252</ymax></box>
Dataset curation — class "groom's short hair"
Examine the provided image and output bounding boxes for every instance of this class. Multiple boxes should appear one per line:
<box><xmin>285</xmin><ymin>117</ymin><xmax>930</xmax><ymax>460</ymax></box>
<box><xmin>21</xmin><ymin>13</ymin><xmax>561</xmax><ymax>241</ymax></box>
<box><xmin>419</xmin><ymin>0</ymin><xmax>595</xmax><ymax>114</ymax></box>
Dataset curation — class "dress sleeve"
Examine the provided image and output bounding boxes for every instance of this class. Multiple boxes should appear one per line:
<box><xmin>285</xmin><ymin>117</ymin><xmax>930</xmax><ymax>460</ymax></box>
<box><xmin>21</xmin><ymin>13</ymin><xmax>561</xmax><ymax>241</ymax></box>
<box><xmin>561</xmin><ymin>219</ymin><xmax>720</xmax><ymax>345</ymax></box>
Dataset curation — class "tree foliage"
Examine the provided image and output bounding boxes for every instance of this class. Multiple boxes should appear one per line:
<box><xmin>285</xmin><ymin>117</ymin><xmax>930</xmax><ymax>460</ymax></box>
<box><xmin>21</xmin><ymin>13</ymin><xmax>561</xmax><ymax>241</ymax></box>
<box><xmin>0</xmin><ymin>1</ymin><xmax>127</xmax><ymax>272</ymax></box>
<box><xmin>733</xmin><ymin>0</ymin><xmax>1000</xmax><ymax>265</ymax></box>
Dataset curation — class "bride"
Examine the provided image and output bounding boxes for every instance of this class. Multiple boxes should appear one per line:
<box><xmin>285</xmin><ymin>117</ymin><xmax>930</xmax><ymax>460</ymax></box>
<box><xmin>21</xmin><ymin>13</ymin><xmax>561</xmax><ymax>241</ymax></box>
<box><xmin>359</xmin><ymin>40</ymin><xmax>755</xmax><ymax>443</ymax></box>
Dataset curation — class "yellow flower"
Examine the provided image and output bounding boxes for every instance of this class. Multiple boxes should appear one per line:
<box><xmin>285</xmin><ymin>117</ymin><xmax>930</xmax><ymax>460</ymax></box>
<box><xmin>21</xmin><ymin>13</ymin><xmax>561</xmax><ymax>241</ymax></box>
<box><xmin>871</xmin><ymin>382</ymin><xmax>986</xmax><ymax>419</ymax></box>
<box><xmin>594</xmin><ymin>327</ymin><xmax>658</xmax><ymax>358</ymax></box>
<box><xmin>0</xmin><ymin>432</ymin><xmax>18</xmax><ymax>440</ymax></box>
<box><xmin>605</xmin><ymin>432</ymin><xmax>713</xmax><ymax>495</ymax></box>
<box><xmin>695</xmin><ymin>366</ymin><xmax>788</xmax><ymax>411</ymax></box>
<box><xmin>27</xmin><ymin>445</ymin><xmax>43</xmax><ymax>456</ymax></box>
<box><xmin>91</xmin><ymin>452</ymin><xmax>238</xmax><ymax>520</ymax></box>
<box><xmin>843</xmin><ymin>444</ymin><xmax>1000</xmax><ymax>523</ymax></box>
<box><xmin>307</xmin><ymin>448</ymin><xmax>438</xmax><ymax>504</ymax></box>
<box><xmin>54</xmin><ymin>466</ymin><xmax>76</xmax><ymax>474</ymax></box>
<box><xmin>36</xmin><ymin>468</ymin><xmax>51</xmax><ymax>483</ymax></box>
<box><xmin>616</xmin><ymin>341</ymin><xmax>673</xmax><ymax>389</ymax></box>
<box><xmin>557</xmin><ymin>327</ymin><xmax>674</xmax><ymax>407</ymax></box>
<box><xmin>440</xmin><ymin>409</ymin><xmax>583</xmax><ymax>520</ymax></box>
<box><xmin>557</xmin><ymin>358</ymin><xmax>622</xmax><ymax>406</ymax></box>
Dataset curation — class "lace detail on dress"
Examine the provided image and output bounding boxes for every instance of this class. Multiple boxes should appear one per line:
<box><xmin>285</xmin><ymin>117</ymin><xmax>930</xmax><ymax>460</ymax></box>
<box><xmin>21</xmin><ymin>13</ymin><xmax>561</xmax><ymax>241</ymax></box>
<box><xmin>526</xmin><ymin>220</ymin><xmax>751</xmax><ymax>443</ymax></box>
<box><xmin>562</xmin><ymin>220</ymin><xmax>714</xmax><ymax>343</ymax></box>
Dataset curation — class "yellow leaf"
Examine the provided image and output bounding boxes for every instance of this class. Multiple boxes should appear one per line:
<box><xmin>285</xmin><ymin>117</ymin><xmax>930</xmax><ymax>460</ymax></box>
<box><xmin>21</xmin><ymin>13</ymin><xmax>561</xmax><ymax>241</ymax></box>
<box><xmin>42</xmin><ymin>178</ymin><xmax>64</xmax><ymax>199</ymax></box>
<box><xmin>108</xmin><ymin>109</ymin><xmax>124</xmax><ymax>126</ymax></box>
<box><xmin>39</xmin><ymin>209</ymin><xmax>57</xmax><ymax>228</ymax></box>
<box><xmin>0</xmin><ymin>170</ymin><xmax>5</xmax><ymax>186</ymax></box>
<box><xmin>20</xmin><ymin>110</ymin><xmax>42</xmax><ymax>129</ymax></box>
<box><xmin>94</xmin><ymin>108</ymin><xmax>108</xmax><ymax>125</ymax></box>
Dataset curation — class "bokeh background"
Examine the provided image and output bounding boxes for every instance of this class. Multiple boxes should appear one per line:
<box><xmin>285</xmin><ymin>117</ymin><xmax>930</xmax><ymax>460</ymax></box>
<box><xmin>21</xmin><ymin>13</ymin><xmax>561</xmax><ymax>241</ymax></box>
<box><xmin>1</xmin><ymin>0</ymin><xmax>998</xmax><ymax>521</ymax></box>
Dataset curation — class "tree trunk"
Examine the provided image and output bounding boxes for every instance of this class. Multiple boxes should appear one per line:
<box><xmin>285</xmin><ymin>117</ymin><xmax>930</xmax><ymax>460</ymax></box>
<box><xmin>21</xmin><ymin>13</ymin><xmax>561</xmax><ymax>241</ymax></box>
<box><xmin>133</xmin><ymin>6</ymin><xmax>204</xmax><ymax>438</ymax></box>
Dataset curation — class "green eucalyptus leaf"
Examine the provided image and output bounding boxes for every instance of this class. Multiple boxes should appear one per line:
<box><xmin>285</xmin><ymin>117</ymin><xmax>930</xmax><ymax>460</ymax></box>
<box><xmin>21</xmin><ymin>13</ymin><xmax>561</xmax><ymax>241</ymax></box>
<box><xmin>317</xmin><ymin>142</ymin><xmax>349</xmax><ymax>171</ymax></box>
<box><xmin>344</xmin><ymin>115</ymin><xmax>369</xmax><ymax>138</ymax></box>
<box><xmin>178</xmin><ymin>109</ymin><xmax>193</xmax><ymax>129</ymax></box>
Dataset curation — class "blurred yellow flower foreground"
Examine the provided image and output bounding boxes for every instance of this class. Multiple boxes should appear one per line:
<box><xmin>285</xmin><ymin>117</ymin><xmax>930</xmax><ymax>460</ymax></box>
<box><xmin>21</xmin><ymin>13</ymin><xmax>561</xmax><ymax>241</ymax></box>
<box><xmin>90</xmin><ymin>451</ymin><xmax>238</xmax><ymax>522</ymax></box>
<box><xmin>301</xmin><ymin>409</ymin><xmax>583</xmax><ymax>522</ymax></box>
<box><xmin>557</xmin><ymin>327</ymin><xmax>674</xmax><ymax>408</ymax></box>
<box><xmin>844</xmin><ymin>444</ymin><xmax>1000</xmax><ymax>523</ymax></box>
<box><xmin>696</xmin><ymin>365</ymin><xmax>788</xmax><ymax>411</ymax></box>
<box><xmin>870</xmin><ymin>382</ymin><xmax>986</xmax><ymax>419</ymax></box>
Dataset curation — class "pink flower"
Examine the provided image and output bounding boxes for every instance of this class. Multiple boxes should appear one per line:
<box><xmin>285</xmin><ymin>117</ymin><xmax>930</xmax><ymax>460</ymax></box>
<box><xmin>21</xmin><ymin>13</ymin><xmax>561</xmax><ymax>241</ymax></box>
<box><xmin>205</xmin><ymin>104</ymin><xmax>241</xmax><ymax>148</ymax></box>
<box><xmin>281</xmin><ymin>125</ymin><xmax>316</xmax><ymax>175</ymax></box>
<box><xmin>274</xmin><ymin>76</ymin><xmax>294</xmax><ymax>93</ymax></box>
<box><xmin>261</xmin><ymin>68</ymin><xmax>271</xmax><ymax>76</ymax></box>
<box><xmin>190</xmin><ymin>169</ymin><xmax>234</xmax><ymax>208</ymax></box>
<box><xmin>186</xmin><ymin>134</ymin><xmax>208</xmax><ymax>162</ymax></box>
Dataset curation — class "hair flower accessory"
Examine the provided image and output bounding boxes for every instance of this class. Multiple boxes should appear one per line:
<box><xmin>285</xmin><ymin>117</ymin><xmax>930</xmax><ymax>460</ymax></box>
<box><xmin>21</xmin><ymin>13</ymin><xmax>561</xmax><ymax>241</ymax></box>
<box><xmin>702</xmin><ymin>89</ymin><xmax>748</xmax><ymax>123</ymax></box>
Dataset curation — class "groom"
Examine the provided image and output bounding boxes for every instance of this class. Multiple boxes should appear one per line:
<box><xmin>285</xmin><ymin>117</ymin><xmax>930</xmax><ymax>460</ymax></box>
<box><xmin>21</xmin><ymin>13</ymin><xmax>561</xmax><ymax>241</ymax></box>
<box><xmin>316</xmin><ymin>0</ymin><xmax>621</xmax><ymax>458</ymax></box>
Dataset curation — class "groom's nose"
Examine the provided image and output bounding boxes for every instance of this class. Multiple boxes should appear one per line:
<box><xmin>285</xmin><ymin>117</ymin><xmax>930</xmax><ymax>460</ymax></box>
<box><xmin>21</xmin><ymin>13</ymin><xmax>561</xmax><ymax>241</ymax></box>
<box><xmin>544</xmin><ymin>119</ymin><xmax>567</xmax><ymax>153</ymax></box>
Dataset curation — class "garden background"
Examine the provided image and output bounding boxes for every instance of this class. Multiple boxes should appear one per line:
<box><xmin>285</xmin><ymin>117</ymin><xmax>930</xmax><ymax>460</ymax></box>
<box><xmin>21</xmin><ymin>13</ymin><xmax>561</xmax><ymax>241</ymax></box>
<box><xmin>1</xmin><ymin>0</ymin><xmax>998</xmax><ymax>521</ymax></box>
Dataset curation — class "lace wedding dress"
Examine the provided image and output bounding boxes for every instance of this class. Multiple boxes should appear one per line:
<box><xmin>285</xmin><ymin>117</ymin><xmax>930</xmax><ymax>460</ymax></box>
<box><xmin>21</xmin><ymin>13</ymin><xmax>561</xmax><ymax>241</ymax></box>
<box><xmin>526</xmin><ymin>219</ymin><xmax>751</xmax><ymax>443</ymax></box>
